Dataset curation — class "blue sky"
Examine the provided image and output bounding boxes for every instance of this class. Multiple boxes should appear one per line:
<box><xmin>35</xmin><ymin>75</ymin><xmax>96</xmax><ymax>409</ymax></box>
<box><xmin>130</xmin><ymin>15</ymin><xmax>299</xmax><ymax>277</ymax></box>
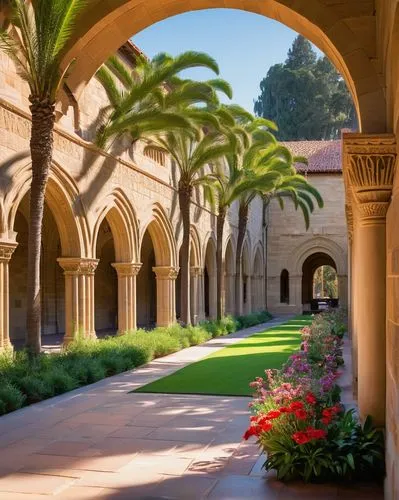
<box><xmin>133</xmin><ymin>9</ymin><xmax>319</xmax><ymax>113</ymax></box>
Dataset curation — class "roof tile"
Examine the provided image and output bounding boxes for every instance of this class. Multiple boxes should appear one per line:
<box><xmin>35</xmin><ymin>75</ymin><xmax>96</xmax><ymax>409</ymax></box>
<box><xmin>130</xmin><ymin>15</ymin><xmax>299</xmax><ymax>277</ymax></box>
<box><xmin>282</xmin><ymin>140</ymin><xmax>342</xmax><ymax>174</ymax></box>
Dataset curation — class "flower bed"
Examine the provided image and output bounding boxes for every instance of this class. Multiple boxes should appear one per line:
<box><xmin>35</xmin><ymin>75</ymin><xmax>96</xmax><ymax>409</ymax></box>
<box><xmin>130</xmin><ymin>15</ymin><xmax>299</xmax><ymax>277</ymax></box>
<box><xmin>0</xmin><ymin>311</ymin><xmax>272</xmax><ymax>416</ymax></box>
<box><xmin>244</xmin><ymin>311</ymin><xmax>384</xmax><ymax>483</ymax></box>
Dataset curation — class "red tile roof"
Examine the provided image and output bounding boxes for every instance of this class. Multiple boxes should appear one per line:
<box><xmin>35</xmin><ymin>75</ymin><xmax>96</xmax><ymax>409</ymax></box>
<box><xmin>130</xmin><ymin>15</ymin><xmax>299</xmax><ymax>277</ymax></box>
<box><xmin>282</xmin><ymin>140</ymin><xmax>342</xmax><ymax>174</ymax></box>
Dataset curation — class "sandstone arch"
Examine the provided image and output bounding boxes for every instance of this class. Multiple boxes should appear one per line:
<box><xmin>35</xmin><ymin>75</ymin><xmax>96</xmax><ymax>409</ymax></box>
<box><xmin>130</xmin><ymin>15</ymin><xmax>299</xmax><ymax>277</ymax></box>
<box><xmin>92</xmin><ymin>188</ymin><xmax>139</xmax><ymax>263</ymax></box>
<box><xmin>290</xmin><ymin>236</ymin><xmax>347</xmax><ymax>276</ymax></box>
<box><xmin>6</xmin><ymin>161</ymin><xmax>88</xmax><ymax>257</ymax></box>
<box><xmin>60</xmin><ymin>1</ymin><xmax>384</xmax><ymax>132</ymax></box>
<box><xmin>224</xmin><ymin>236</ymin><xmax>236</xmax><ymax>315</ymax></box>
<box><xmin>203</xmin><ymin>233</ymin><xmax>217</xmax><ymax>319</ymax></box>
<box><xmin>252</xmin><ymin>245</ymin><xmax>264</xmax><ymax>312</ymax></box>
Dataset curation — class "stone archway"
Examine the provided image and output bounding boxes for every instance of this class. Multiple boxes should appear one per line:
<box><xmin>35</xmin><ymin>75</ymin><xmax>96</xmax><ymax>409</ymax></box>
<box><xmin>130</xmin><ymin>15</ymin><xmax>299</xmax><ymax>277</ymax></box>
<box><xmin>60</xmin><ymin>1</ymin><xmax>385</xmax><ymax>133</ymax></box>
<box><xmin>301</xmin><ymin>252</ymin><xmax>338</xmax><ymax>312</ymax></box>
<box><xmin>252</xmin><ymin>245</ymin><xmax>264</xmax><ymax>312</ymax></box>
<box><xmin>92</xmin><ymin>189</ymin><xmax>140</xmax><ymax>334</ymax></box>
<box><xmin>224</xmin><ymin>237</ymin><xmax>235</xmax><ymax>315</ymax></box>
<box><xmin>138</xmin><ymin>204</ymin><xmax>178</xmax><ymax>327</ymax></box>
<box><xmin>289</xmin><ymin>236</ymin><xmax>348</xmax><ymax>314</ymax></box>
<box><xmin>5</xmin><ymin>162</ymin><xmax>87</xmax><ymax>346</ymax></box>
<box><xmin>203</xmin><ymin>233</ymin><xmax>217</xmax><ymax>319</ymax></box>
<box><xmin>241</xmin><ymin>240</ymin><xmax>252</xmax><ymax>315</ymax></box>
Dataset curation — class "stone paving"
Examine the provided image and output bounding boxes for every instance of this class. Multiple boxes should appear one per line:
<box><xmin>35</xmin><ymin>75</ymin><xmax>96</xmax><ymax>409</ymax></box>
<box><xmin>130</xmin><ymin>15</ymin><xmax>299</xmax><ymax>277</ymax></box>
<box><xmin>0</xmin><ymin>319</ymin><xmax>384</xmax><ymax>499</ymax></box>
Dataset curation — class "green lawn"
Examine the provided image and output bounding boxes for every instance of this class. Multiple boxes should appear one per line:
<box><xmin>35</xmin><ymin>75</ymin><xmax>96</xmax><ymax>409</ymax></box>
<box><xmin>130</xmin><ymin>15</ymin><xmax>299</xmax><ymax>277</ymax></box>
<box><xmin>134</xmin><ymin>316</ymin><xmax>313</xmax><ymax>397</ymax></box>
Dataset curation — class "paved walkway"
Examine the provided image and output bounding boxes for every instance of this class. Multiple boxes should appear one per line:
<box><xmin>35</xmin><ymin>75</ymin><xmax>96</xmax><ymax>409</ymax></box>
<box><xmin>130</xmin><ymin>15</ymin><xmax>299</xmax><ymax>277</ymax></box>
<box><xmin>0</xmin><ymin>319</ymin><xmax>384</xmax><ymax>499</ymax></box>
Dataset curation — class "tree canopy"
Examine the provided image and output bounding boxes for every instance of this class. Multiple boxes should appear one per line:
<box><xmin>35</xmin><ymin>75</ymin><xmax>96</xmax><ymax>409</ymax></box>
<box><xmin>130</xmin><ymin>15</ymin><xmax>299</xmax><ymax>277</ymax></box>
<box><xmin>254</xmin><ymin>35</ymin><xmax>357</xmax><ymax>140</ymax></box>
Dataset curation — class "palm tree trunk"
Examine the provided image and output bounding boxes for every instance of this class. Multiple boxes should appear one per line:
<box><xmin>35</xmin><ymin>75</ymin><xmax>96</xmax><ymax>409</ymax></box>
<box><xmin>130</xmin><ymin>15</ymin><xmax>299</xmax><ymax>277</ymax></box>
<box><xmin>216</xmin><ymin>208</ymin><xmax>226</xmax><ymax>321</ymax></box>
<box><xmin>26</xmin><ymin>97</ymin><xmax>55</xmax><ymax>354</ymax></box>
<box><xmin>235</xmin><ymin>204</ymin><xmax>248</xmax><ymax>316</ymax></box>
<box><xmin>178</xmin><ymin>182</ymin><xmax>192</xmax><ymax>326</ymax></box>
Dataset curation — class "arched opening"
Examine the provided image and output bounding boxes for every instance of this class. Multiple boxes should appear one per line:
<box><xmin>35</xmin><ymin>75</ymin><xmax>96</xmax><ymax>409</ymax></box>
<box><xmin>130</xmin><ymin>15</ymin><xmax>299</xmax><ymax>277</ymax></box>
<box><xmin>242</xmin><ymin>241</ymin><xmax>251</xmax><ymax>314</ymax></box>
<box><xmin>137</xmin><ymin>230</ymin><xmax>156</xmax><ymax>327</ymax></box>
<box><xmin>176</xmin><ymin>239</ymin><xmax>199</xmax><ymax>323</ymax></box>
<box><xmin>252</xmin><ymin>248</ymin><xmax>264</xmax><ymax>312</ymax></box>
<box><xmin>95</xmin><ymin>218</ymin><xmax>117</xmax><ymax>333</ymax></box>
<box><xmin>313</xmin><ymin>265</ymin><xmax>338</xmax><ymax>300</ymax></box>
<box><xmin>280</xmin><ymin>269</ymin><xmax>289</xmax><ymax>304</ymax></box>
<box><xmin>204</xmin><ymin>237</ymin><xmax>217</xmax><ymax>319</ymax></box>
<box><xmin>9</xmin><ymin>194</ymin><xmax>65</xmax><ymax>348</ymax></box>
<box><xmin>302</xmin><ymin>252</ymin><xmax>338</xmax><ymax>312</ymax></box>
<box><xmin>224</xmin><ymin>239</ymin><xmax>235</xmax><ymax>315</ymax></box>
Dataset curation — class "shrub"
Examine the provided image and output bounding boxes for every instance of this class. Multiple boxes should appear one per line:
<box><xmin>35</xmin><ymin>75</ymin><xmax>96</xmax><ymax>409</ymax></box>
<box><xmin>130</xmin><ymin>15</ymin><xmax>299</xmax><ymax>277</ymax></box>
<box><xmin>0</xmin><ymin>383</ymin><xmax>26</xmax><ymax>412</ymax></box>
<box><xmin>0</xmin><ymin>309</ymin><xmax>271</xmax><ymax>415</ymax></box>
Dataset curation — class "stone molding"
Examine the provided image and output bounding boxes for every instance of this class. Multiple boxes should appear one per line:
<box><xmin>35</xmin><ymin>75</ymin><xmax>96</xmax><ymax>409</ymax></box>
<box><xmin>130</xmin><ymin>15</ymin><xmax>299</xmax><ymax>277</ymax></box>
<box><xmin>343</xmin><ymin>134</ymin><xmax>396</xmax><ymax>223</ymax></box>
<box><xmin>58</xmin><ymin>257</ymin><xmax>99</xmax><ymax>275</ymax></box>
<box><xmin>112</xmin><ymin>262</ymin><xmax>142</xmax><ymax>276</ymax></box>
<box><xmin>190</xmin><ymin>266</ymin><xmax>202</xmax><ymax>277</ymax></box>
<box><xmin>0</xmin><ymin>241</ymin><xmax>17</xmax><ymax>261</ymax></box>
<box><xmin>153</xmin><ymin>266</ymin><xmax>179</xmax><ymax>280</ymax></box>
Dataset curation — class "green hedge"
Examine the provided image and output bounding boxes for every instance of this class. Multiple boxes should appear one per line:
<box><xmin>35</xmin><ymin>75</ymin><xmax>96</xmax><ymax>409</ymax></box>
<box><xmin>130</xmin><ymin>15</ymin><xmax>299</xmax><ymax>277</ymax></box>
<box><xmin>0</xmin><ymin>311</ymin><xmax>272</xmax><ymax>415</ymax></box>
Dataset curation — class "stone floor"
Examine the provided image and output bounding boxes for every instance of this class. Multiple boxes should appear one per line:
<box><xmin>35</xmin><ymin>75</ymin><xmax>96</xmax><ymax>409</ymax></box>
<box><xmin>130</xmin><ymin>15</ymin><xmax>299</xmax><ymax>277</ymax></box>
<box><xmin>0</xmin><ymin>319</ymin><xmax>384</xmax><ymax>499</ymax></box>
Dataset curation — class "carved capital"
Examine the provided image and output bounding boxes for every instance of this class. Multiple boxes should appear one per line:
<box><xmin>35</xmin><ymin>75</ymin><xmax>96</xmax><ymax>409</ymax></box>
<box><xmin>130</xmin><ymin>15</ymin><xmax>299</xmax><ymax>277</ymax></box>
<box><xmin>0</xmin><ymin>241</ymin><xmax>17</xmax><ymax>261</ymax></box>
<box><xmin>343</xmin><ymin>134</ymin><xmax>396</xmax><ymax>216</ymax></box>
<box><xmin>58</xmin><ymin>258</ymin><xmax>99</xmax><ymax>275</ymax></box>
<box><xmin>153</xmin><ymin>266</ymin><xmax>179</xmax><ymax>280</ymax></box>
<box><xmin>190</xmin><ymin>266</ymin><xmax>202</xmax><ymax>278</ymax></box>
<box><xmin>112</xmin><ymin>262</ymin><xmax>142</xmax><ymax>277</ymax></box>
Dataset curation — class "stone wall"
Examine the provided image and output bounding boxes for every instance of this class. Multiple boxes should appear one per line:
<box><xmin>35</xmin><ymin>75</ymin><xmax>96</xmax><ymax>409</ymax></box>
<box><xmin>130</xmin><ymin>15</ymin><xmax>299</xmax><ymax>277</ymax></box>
<box><xmin>267</xmin><ymin>174</ymin><xmax>348</xmax><ymax>315</ymax></box>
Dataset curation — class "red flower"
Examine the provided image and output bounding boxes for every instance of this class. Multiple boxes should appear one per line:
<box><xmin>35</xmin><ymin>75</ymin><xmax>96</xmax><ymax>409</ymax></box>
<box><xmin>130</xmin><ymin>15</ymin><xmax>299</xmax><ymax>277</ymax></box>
<box><xmin>292</xmin><ymin>431</ymin><xmax>311</xmax><ymax>445</ymax></box>
<box><xmin>279</xmin><ymin>406</ymin><xmax>291</xmax><ymax>413</ymax></box>
<box><xmin>289</xmin><ymin>401</ymin><xmax>304</xmax><ymax>411</ymax></box>
<box><xmin>321</xmin><ymin>416</ymin><xmax>331</xmax><ymax>425</ymax></box>
<box><xmin>294</xmin><ymin>409</ymin><xmax>308</xmax><ymax>420</ymax></box>
<box><xmin>306</xmin><ymin>427</ymin><xmax>327</xmax><ymax>440</ymax></box>
<box><xmin>260</xmin><ymin>421</ymin><xmax>273</xmax><ymax>433</ymax></box>
<box><xmin>265</xmin><ymin>410</ymin><xmax>281</xmax><ymax>420</ymax></box>
<box><xmin>305</xmin><ymin>392</ymin><xmax>317</xmax><ymax>405</ymax></box>
<box><xmin>243</xmin><ymin>425</ymin><xmax>260</xmax><ymax>440</ymax></box>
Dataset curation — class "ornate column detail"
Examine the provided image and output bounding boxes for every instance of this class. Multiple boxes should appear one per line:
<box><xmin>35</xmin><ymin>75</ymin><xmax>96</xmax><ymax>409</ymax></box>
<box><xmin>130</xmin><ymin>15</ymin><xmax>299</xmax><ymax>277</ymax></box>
<box><xmin>345</xmin><ymin>203</ymin><xmax>354</xmax><ymax>244</ymax></box>
<box><xmin>344</xmin><ymin>134</ymin><xmax>396</xmax><ymax>225</ymax></box>
<box><xmin>112</xmin><ymin>263</ymin><xmax>142</xmax><ymax>334</ymax></box>
<box><xmin>0</xmin><ymin>241</ymin><xmax>17</xmax><ymax>349</ymax></box>
<box><xmin>343</xmin><ymin>133</ymin><xmax>397</xmax><ymax>426</ymax></box>
<box><xmin>58</xmin><ymin>258</ymin><xmax>99</xmax><ymax>344</ymax></box>
<box><xmin>153</xmin><ymin>266</ymin><xmax>179</xmax><ymax>327</ymax></box>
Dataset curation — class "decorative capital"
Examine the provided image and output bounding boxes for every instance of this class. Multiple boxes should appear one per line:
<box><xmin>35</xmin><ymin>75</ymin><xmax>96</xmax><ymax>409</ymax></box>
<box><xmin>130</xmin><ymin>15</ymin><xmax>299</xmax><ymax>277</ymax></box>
<box><xmin>190</xmin><ymin>266</ymin><xmax>202</xmax><ymax>277</ymax></box>
<box><xmin>112</xmin><ymin>262</ymin><xmax>142</xmax><ymax>277</ymax></box>
<box><xmin>0</xmin><ymin>241</ymin><xmax>17</xmax><ymax>261</ymax></box>
<box><xmin>58</xmin><ymin>257</ymin><xmax>99</xmax><ymax>275</ymax></box>
<box><xmin>343</xmin><ymin>134</ymin><xmax>396</xmax><ymax>216</ymax></box>
<box><xmin>153</xmin><ymin>266</ymin><xmax>179</xmax><ymax>280</ymax></box>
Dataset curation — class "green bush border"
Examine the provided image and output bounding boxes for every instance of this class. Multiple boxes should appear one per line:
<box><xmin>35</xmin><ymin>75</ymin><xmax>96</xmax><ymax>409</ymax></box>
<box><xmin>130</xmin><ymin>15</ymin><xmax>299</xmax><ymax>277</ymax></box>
<box><xmin>0</xmin><ymin>311</ymin><xmax>272</xmax><ymax>415</ymax></box>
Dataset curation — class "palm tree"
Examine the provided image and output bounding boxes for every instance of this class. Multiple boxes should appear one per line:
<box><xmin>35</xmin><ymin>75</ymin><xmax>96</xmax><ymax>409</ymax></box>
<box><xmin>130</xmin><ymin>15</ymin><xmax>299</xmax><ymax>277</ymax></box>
<box><xmin>146</xmin><ymin>106</ymin><xmax>237</xmax><ymax>325</ymax></box>
<box><xmin>95</xmin><ymin>52</ymin><xmax>232</xmax><ymax>150</ymax></box>
<box><xmin>0</xmin><ymin>0</ymin><xmax>88</xmax><ymax>354</ymax></box>
<box><xmin>234</xmin><ymin>152</ymin><xmax>324</xmax><ymax>315</ymax></box>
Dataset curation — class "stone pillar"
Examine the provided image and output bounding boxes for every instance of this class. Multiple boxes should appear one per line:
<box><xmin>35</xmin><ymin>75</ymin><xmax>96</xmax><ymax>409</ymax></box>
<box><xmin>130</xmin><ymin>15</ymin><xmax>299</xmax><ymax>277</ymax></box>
<box><xmin>111</xmin><ymin>263</ymin><xmax>142</xmax><ymax>334</ymax></box>
<box><xmin>290</xmin><ymin>274</ymin><xmax>302</xmax><ymax>314</ymax></box>
<box><xmin>344</xmin><ymin>133</ymin><xmax>396</xmax><ymax>426</ymax></box>
<box><xmin>224</xmin><ymin>273</ymin><xmax>235</xmax><ymax>315</ymax></box>
<box><xmin>0</xmin><ymin>241</ymin><xmax>17</xmax><ymax>349</ymax></box>
<box><xmin>58</xmin><ymin>258</ymin><xmax>98</xmax><ymax>343</ymax></box>
<box><xmin>153</xmin><ymin>266</ymin><xmax>179</xmax><ymax>327</ymax></box>
<box><xmin>197</xmin><ymin>268</ymin><xmax>205</xmax><ymax>322</ymax></box>
<box><xmin>245</xmin><ymin>275</ymin><xmax>252</xmax><ymax>314</ymax></box>
<box><xmin>190</xmin><ymin>267</ymin><xmax>201</xmax><ymax>325</ymax></box>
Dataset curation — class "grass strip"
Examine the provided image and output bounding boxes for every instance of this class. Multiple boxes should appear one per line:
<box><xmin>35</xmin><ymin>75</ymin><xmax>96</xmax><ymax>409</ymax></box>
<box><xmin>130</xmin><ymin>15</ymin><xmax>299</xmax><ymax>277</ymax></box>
<box><xmin>134</xmin><ymin>316</ymin><xmax>312</xmax><ymax>397</ymax></box>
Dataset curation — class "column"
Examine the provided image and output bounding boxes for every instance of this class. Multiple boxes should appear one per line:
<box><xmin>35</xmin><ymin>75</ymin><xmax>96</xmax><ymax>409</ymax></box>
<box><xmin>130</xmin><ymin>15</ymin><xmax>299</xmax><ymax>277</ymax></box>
<box><xmin>245</xmin><ymin>275</ymin><xmax>252</xmax><ymax>314</ymax></box>
<box><xmin>190</xmin><ymin>267</ymin><xmax>201</xmax><ymax>325</ymax></box>
<box><xmin>344</xmin><ymin>133</ymin><xmax>396</xmax><ymax>426</ymax></box>
<box><xmin>112</xmin><ymin>263</ymin><xmax>141</xmax><ymax>334</ymax></box>
<box><xmin>58</xmin><ymin>258</ymin><xmax>98</xmax><ymax>343</ymax></box>
<box><xmin>337</xmin><ymin>274</ymin><xmax>348</xmax><ymax>308</ymax></box>
<box><xmin>0</xmin><ymin>241</ymin><xmax>17</xmax><ymax>349</ymax></box>
<box><xmin>153</xmin><ymin>266</ymin><xmax>179</xmax><ymax>327</ymax></box>
<box><xmin>197</xmin><ymin>268</ymin><xmax>205</xmax><ymax>322</ymax></box>
<box><xmin>290</xmin><ymin>274</ymin><xmax>302</xmax><ymax>314</ymax></box>
<box><xmin>224</xmin><ymin>273</ymin><xmax>235</xmax><ymax>315</ymax></box>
